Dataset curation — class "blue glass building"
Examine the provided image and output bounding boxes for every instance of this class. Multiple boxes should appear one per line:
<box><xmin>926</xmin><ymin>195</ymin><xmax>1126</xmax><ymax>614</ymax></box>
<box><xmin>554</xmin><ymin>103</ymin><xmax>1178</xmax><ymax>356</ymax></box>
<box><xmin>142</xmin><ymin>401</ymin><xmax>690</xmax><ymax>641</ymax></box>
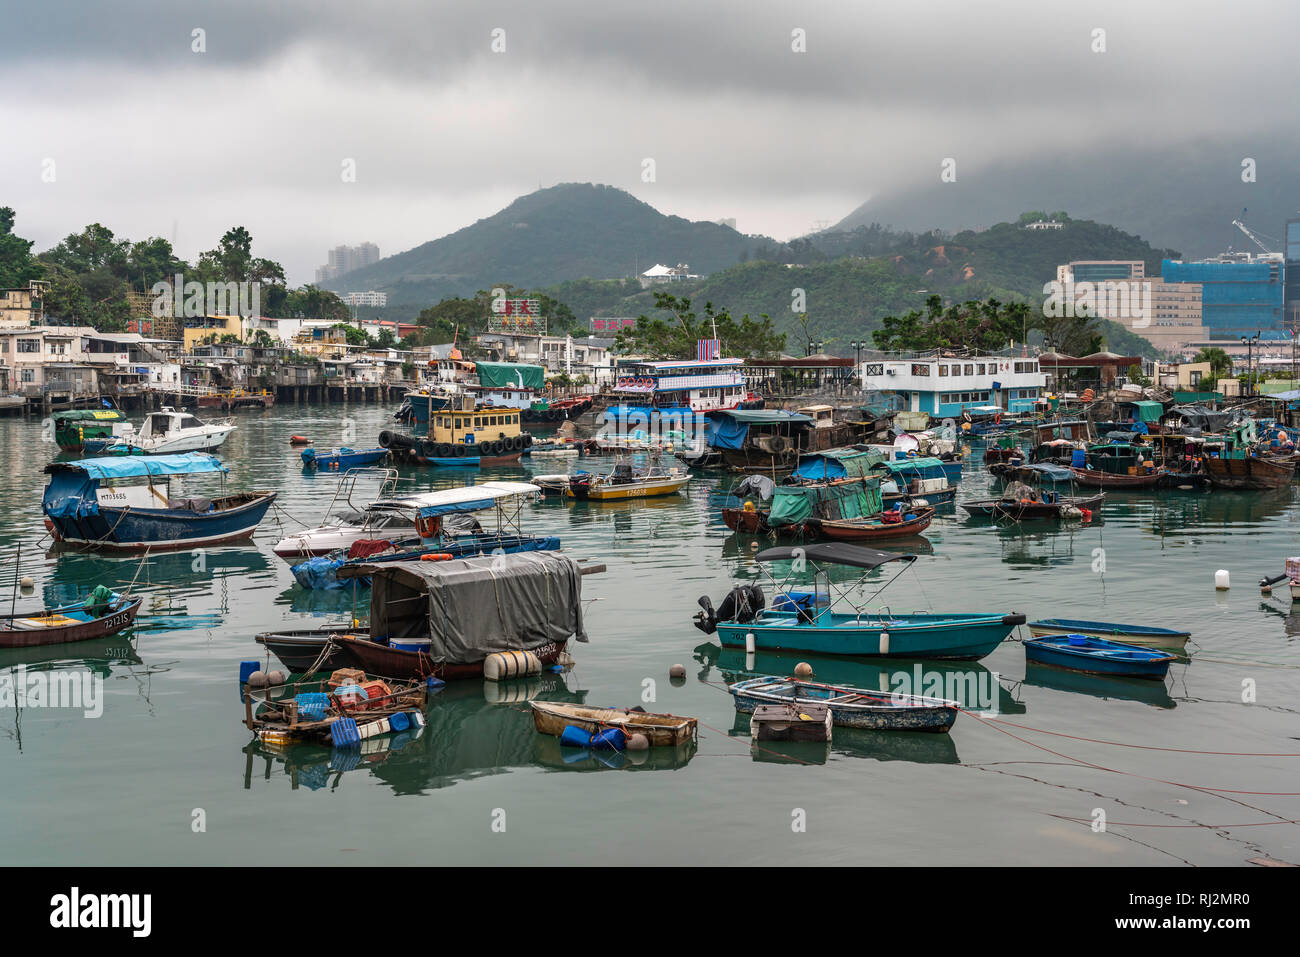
<box><xmin>1161</xmin><ymin>258</ymin><xmax>1285</xmax><ymax>341</ymax></box>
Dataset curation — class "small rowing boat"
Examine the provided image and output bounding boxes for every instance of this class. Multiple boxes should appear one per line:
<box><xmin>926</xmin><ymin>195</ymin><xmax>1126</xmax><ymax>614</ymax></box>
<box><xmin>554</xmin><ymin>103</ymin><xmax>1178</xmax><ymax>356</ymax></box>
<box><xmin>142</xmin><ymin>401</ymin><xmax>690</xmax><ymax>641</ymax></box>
<box><xmin>728</xmin><ymin>676</ymin><xmax>958</xmax><ymax>732</ymax></box>
<box><xmin>1023</xmin><ymin>634</ymin><xmax>1175</xmax><ymax>679</ymax></box>
<box><xmin>1027</xmin><ymin>617</ymin><xmax>1189</xmax><ymax>649</ymax></box>
<box><xmin>530</xmin><ymin>700</ymin><xmax>698</xmax><ymax>747</ymax></box>
<box><xmin>0</xmin><ymin>589</ymin><xmax>142</xmax><ymax>649</ymax></box>
<box><xmin>806</xmin><ymin>506</ymin><xmax>934</xmax><ymax>541</ymax></box>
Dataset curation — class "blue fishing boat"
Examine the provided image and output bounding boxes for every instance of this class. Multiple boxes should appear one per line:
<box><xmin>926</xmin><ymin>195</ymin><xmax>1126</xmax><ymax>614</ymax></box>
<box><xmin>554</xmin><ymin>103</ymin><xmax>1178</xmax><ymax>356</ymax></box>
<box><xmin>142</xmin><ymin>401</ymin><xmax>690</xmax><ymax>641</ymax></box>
<box><xmin>693</xmin><ymin>542</ymin><xmax>1024</xmax><ymax>660</ymax></box>
<box><xmin>301</xmin><ymin>447</ymin><xmax>389</xmax><ymax>471</ymax></box>
<box><xmin>728</xmin><ymin>676</ymin><xmax>958</xmax><ymax>732</ymax></box>
<box><xmin>43</xmin><ymin>453</ymin><xmax>276</xmax><ymax>553</ymax></box>
<box><xmin>1023</xmin><ymin>634</ymin><xmax>1175</xmax><ymax>679</ymax></box>
<box><xmin>1027</xmin><ymin>618</ymin><xmax>1190</xmax><ymax>649</ymax></box>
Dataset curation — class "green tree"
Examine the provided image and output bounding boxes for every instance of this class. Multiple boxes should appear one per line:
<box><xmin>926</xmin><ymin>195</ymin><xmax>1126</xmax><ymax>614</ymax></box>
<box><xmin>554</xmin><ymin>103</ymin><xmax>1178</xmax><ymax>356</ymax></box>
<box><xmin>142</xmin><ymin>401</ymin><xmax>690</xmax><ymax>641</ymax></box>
<box><xmin>613</xmin><ymin>292</ymin><xmax>785</xmax><ymax>359</ymax></box>
<box><xmin>1193</xmin><ymin>347</ymin><xmax>1232</xmax><ymax>377</ymax></box>
<box><xmin>0</xmin><ymin>207</ymin><xmax>43</xmax><ymax>288</ymax></box>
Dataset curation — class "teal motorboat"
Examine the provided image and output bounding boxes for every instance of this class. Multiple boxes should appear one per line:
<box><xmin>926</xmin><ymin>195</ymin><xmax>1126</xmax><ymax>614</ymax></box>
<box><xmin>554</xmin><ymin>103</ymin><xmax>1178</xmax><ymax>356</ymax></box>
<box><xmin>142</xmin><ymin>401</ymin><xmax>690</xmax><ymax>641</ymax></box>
<box><xmin>692</xmin><ymin>542</ymin><xmax>1024</xmax><ymax>660</ymax></box>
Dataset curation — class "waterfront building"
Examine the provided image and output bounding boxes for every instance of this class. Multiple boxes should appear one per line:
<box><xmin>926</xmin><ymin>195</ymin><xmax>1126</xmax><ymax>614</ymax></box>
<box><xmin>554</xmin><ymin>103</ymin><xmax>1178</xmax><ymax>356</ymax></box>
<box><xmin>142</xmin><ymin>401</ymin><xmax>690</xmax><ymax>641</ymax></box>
<box><xmin>858</xmin><ymin>355</ymin><xmax>1046</xmax><ymax>416</ymax></box>
<box><xmin>0</xmin><ymin>280</ymin><xmax>48</xmax><ymax>325</ymax></box>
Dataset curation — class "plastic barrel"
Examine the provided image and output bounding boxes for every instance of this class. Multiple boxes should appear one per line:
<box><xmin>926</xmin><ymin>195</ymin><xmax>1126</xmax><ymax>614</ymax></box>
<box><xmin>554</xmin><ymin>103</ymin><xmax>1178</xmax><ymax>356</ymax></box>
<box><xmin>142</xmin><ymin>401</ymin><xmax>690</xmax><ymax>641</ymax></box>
<box><xmin>1071</xmin><ymin>449</ymin><xmax>1086</xmax><ymax>467</ymax></box>
<box><xmin>590</xmin><ymin>728</ymin><xmax>627</xmax><ymax>751</ymax></box>
<box><xmin>389</xmin><ymin>712</ymin><xmax>410</xmax><ymax>732</ymax></box>
<box><xmin>239</xmin><ymin>660</ymin><xmax>261</xmax><ymax>684</ymax></box>
<box><xmin>331</xmin><ymin>717</ymin><xmax>361</xmax><ymax>748</ymax></box>
<box><xmin>560</xmin><ymin>725</ymin><xmax>593</xmax><ymax>748</ymax></box>
<box><xmin>391</xmin><ymin>637</ymin><xmax>433</xmax><ymax>653</ymax></box>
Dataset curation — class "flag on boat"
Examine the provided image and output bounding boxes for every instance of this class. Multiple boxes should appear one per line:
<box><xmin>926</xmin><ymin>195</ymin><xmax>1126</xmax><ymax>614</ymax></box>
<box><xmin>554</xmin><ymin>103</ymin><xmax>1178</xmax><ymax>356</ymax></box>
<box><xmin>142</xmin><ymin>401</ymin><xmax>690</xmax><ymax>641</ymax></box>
<box><xmin>697</xmin><ymin>339</ymin><xmax>720</xmax><ymax>361</ymax></box>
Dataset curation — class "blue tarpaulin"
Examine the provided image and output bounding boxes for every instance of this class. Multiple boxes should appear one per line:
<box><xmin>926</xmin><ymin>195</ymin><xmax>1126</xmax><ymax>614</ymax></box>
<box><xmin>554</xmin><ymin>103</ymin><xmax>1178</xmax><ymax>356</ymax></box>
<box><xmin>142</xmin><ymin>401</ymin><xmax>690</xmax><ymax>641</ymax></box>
<box><xmin>706</xmin><ymin>416</ymin><xmax>750</xmax><ymax>450</ymax></box>
<box><xmin>50</xmin><ymin>452</ymin><xmax>227</xmax><ymax>481</ymax></box>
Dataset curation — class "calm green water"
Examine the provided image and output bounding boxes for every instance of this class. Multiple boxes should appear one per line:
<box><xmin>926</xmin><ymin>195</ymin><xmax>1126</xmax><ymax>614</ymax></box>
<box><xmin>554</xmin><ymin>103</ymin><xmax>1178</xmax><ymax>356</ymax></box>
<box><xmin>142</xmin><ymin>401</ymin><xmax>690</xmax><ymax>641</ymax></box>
<box><xmin>1</xmin><ymin>404</ymin><xmax>1298</xmax><ymax>866</ymax></box>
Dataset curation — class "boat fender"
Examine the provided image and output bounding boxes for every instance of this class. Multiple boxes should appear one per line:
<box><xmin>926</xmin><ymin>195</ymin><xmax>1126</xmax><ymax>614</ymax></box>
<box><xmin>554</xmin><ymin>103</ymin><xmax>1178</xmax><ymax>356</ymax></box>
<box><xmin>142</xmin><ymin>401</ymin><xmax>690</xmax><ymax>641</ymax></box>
<box><xmin>483</xmin><ymin>649</ymin><xmax>542</xmax><ymax>682</ymax></box>
<box><xmin>879</xmin><ymin>631</ymin><xmax>890</xmax><ymax>655</ymax></box>
<box><xmin>1001</xmin><ymin>614</ymin><xmax>1027</xmax><ymax>626</ymax></box>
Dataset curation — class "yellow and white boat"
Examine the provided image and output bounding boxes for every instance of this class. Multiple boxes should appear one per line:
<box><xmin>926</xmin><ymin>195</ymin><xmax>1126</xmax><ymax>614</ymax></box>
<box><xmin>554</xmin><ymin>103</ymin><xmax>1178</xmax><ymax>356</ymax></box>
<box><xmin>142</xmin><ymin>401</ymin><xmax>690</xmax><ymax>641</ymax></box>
<box><xmin>567</xmin><ymin>463</ymin><xmax>689</xmax><ymax>500</ymax></box>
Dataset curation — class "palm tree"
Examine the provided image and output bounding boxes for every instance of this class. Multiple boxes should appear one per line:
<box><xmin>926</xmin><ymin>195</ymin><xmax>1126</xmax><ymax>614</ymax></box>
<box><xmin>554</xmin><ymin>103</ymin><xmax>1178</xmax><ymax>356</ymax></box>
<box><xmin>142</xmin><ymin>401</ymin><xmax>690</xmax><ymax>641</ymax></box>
<box><xmin>1193</xmin><ymin>347</ymin><xmax>1232</xmax><ymax>377</ymax></box>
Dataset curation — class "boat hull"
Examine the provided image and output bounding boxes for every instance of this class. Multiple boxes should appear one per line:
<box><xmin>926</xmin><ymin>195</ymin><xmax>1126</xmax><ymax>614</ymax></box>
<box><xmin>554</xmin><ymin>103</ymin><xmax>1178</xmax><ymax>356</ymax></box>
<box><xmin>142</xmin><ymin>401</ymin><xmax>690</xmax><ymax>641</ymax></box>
<box><xmin>337</xmin><ymin>636</ymin><xmax>568</xmax><ymax>681</ymax></box>
<box><xmin>1204</xmin><ymin>455</ymin><xmax>1295</xmax><ymax>490</ymax></box>
<box><xmin>721</xmin><ymin>507</ymin><xmax>768</xmax><ymax>533</ymax></box>
<box><xmin>48</xmin><ymin>493</ymin><xmax>276</xmax><ymax>553</ymax></box>
<box><xmin>1024</xmin><ymin>637</ymin><xmax>1174</xmax><ymax>679</ymax></box>
<box><xmin>1027</xmin><ymin>618</ymin><xmax>1189</xmax><ymax>649</ymax></box>
<box><xmin>0</xmin><ymin>597</ymin><xmax>142</xmax><ymax>649</ymax></box>
<box><xmin>570</xmin><ymin>477</ymin><xmax>689</xmax><ymax>500</ymax></box>
<box><xmin>530</xmin><ymin>700</ymin><xmax>697</xmax><ymax>746</ymax></box>
<box><xmin>728</xmin><ymin>678</ymin><xmax>957</xmax><ymax>732</ymax></box>
<box><xmin>1067</xmin><ymin>466</ymin><xmax>1161</xmax><ymax>488</ymax></box>
<box><xmin>717</xmin><ymin>611</ymin><xmax>1023</xmax><ymax>660</ymax></box>
<box><xmin>807</xmin><ymin>508</ymin><xmax>933</xmax><ymax>541</ymax></box>
<box><xmin>960</xmin><ymin>493</ymin><xmax>1104</xmax><ymax>519</ymax></box>
<box><xmin>302</xmin><ymin>449</ymin><xmax>390</xmax><ymax>471</ymax></box>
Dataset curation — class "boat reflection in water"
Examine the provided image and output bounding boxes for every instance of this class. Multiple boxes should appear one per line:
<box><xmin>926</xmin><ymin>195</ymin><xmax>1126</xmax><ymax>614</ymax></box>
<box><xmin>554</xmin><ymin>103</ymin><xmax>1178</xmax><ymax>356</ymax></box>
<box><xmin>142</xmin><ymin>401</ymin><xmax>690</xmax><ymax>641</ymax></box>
<box><xmin>1023</xmin><ymin>661</ymin><xmax>1176</xmax><ymax>709</ymax></box>
<box><xmin>726</xmin><ymin>703</ymin><xmax>959</xmax><ymax>765</ymax></box>
<box><xmin>241</xmin><ymin>674</ymin><xmax>690</xmax><ymax>793</ymax></box>
<box><xmin>1146</xmin><ymin>486</ymin><xmax>1294</xmax><ymax>533</ymax></box>
<box><xmin>533</xmin><ymin>733</ymin><xmax>697</xmax><ymax>772</ymax></box>
<box><xmin>0</xmin><ymin>634</ymin><xmax>142</xmax><ymax>678</ymax></box>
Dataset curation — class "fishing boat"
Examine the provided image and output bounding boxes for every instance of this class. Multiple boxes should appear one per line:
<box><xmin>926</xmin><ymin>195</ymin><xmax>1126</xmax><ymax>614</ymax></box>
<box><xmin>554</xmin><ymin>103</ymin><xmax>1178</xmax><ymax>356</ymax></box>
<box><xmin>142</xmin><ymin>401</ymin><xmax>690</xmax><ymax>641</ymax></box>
<box><xmin>108</xmin><ymin>407</ymin><xmax>235</xmax><ymax>454</ymax></box>
<box><xmin>0</xmin><ymin>588</ymin><xmax>142</xmax><ymax>648</ymax></box>
<box><xmin>1026</xmin><ymin>617</ymin><xmax>1190</xmax><ymax>649</ymax></box>
<box><xmin>693</xmin><ymin>542</ymin><xmax>1025</xmax><ymax>660</ymax></box>
<box><xmin>1204</xmin><ymin>453</ymin><xmax>1296</xmax><ymax>490</ymax></box>
<box><xmin>530</xmin><ymin>700</ymin><xmax>697</xmax><ymax>747</ymax></box>
<box><xmin>257</xmin><ymin>552</ymin><xmax>597</xmax><ymax>680</ymax></box>
<box><xmin>567</xmin><ymin>461</ymin><xmax>689</xmax><ymax>500</ymax></box>
<box><xmin>273</xmin><ymin>473</ymin><xmax>541</xmax><ymax>561</ymax></box>
<box><xmin>243</xmin><ymin>670</ymin><xmax>428</xmax><ymax>747</ymax></box>
<box><xmin>728</xmin><ymin>676</ymin><xmax>958</xmax><ymax>732</ymax></box>
<box><xmin>529</xmin><ymin>474</ymin><xmax>573</xmax><ymax>497</ymax></box>
<box><xmin>300</xmin><ymin>447</ymin><xmax>389</xmax><ymax>472</ymax></box>
<box><xmin>51</xmin><ymin>405</ymin><xmax>132</xmax><ymax>453</ymax></box>
<box><xmin>1023</xmin><ymin>634</ymin><xmax>1176</xmax><ymax>680</ymax></box>
<box><xmin>722</xmin><ymin>475</ymin><xmax>882</xmax><ymax>536</ymax></box>
<box><xmin>806</xmin><ymin>505</ymin><xmax>934</xmax><ymax>541</ymax></box>
<box><xmin>42</xmin><ymin>453</ymin><xmax>276</xmax><ymax>552</ymax></box>
<box><xmin>288</xmin><ymin>481</ymin><xmax>552</xmax><ymax>589</ymax></box>
<box><xmin>961</xmin><ymin>482</ymin><xmax>1104</xmax><ymax>520</ymax></box>
<box><xmin>1067</xmin><ymin>465</ymin><xmax>1161</xmax><ymax>489</ymax></box>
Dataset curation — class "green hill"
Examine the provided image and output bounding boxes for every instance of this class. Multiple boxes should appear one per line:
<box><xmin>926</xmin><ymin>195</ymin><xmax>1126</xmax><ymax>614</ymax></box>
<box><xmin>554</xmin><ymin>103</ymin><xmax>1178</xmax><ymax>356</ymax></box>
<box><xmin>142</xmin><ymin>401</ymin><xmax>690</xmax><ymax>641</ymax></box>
<box><xmin>325</xmin><ymin>183</ymin><xmax>767</xmax><ymax>304</ymax></box>
<box><xmin>548</xmin><ymin>214</ymin><xmax>1180</xmax><ymax>357</ymax></box>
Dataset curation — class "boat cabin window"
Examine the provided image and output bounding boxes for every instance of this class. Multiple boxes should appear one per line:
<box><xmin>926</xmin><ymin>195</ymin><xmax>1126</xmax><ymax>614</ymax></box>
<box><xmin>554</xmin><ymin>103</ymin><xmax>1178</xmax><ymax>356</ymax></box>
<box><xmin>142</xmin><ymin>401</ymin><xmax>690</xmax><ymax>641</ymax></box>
<box><xmin>181</xmin><ymin>416</ymin><xmax>203</xmax><ymax>429</ymax></box>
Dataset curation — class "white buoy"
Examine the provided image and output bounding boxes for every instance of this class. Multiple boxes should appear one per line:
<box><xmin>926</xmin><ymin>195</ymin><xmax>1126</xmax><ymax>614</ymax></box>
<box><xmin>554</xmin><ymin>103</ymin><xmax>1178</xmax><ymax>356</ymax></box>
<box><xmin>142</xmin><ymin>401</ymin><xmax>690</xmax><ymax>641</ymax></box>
<box><xmin>794</xmin><ymin>662</ymin><xmax>813</xmax><ymax>678</ymax></box>
<box><xmin>745</xmin><ymin>632</ymin><xmax>756</xmax><ymax>653</ymax></box>
<box><xmin>1215</xmin><ymin>569</ymin><xmax>1230</xmax><ymax>591</ymax></box>
<box><xmin>19</xmin><ymin>576</ymin><xmax>34</xmax><ymax>589</ymax></box>
<box><xmin>627</xmin><ymin>733</ymin><xmax>650</xmax><ymax>751</ymax></box>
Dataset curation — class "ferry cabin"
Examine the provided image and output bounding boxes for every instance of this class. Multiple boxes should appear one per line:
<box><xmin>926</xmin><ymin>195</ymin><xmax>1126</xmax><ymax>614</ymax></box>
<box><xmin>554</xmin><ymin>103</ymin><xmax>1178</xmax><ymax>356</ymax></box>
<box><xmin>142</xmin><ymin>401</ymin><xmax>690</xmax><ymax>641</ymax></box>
<box><xmin>613</xmin><ymin>357</ymin><xmax>748</xmax><ymax>414</ymax></box>
<box><xmin>859</xmin><ymin>357</ymin><xmax>1046</xmax><ymax>418</ymax></box>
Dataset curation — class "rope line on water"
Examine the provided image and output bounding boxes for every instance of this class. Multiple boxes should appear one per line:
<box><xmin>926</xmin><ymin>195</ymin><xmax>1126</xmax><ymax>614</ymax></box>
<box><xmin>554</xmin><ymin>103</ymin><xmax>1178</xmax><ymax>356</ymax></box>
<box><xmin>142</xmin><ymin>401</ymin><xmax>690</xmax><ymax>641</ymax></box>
<box><xmin>969</xmin><ymin>713</ymin><xmax>1300</xmax><ymax>757</ymax></box>
<box><xmin>959</xmin><ymin>707</ymin><xmax>1300</xmax><ymax>796</ymax></box>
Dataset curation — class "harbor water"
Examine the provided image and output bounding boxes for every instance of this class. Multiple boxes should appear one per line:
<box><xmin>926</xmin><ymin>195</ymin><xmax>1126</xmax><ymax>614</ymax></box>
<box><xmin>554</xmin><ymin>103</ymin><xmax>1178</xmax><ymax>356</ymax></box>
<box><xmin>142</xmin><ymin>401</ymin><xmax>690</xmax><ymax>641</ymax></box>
<box><xmin>1</xmin><ymin>405</ymin><xmax>1297</xmax><ymax>866</ymax></box>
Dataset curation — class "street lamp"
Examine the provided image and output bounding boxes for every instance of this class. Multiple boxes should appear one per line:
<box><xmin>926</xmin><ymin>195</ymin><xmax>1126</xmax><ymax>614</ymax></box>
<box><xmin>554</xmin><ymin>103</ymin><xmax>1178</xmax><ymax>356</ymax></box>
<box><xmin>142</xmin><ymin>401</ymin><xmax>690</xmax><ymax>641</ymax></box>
<box><xmin>1241</xmin><ymin>331</ymin><xmax>1261</xmax><ymax>397</ymax></box>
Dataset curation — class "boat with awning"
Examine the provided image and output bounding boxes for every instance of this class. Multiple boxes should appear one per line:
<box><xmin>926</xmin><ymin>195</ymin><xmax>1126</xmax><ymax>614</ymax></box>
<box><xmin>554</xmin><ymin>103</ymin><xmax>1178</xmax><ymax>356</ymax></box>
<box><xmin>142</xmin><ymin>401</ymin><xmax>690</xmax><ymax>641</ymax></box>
<box><xmin>43</xmin><ymin>452</ymin><xmax>275</xmax><ymax>552</ymax></box>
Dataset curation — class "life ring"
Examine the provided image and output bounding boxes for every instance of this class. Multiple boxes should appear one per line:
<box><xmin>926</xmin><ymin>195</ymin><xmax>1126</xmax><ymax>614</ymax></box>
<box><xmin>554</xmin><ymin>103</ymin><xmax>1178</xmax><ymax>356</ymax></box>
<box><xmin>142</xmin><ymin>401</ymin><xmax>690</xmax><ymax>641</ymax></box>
<box><xmin>415</xmin><ymin>514</ymin><xmax>440</xmax><ymax>538</ymax></box>
<box><xmin>994</xmin><ymin>413</ymin><xmax>1002</xmax><ymax>424</ymax></box>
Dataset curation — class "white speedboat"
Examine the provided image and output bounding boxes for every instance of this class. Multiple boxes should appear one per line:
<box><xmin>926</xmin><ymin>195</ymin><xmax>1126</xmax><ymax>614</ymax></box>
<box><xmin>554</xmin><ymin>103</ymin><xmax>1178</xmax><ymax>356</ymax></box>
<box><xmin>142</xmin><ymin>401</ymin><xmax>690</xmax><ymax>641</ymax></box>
<box><xmin>272</xmin><ymin>469</ymin><xmax>538</xmax><ymax>560</ymax></box>
<box><xmin>113</xmin><ymin>408</ymin><xmax>236</xmax><ymax>455</ymax></box>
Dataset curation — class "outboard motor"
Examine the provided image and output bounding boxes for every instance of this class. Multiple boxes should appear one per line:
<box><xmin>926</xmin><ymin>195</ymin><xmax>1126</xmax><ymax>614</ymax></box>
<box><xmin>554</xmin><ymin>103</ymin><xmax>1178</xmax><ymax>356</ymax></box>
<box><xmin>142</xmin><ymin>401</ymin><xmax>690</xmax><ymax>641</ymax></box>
<box><xmin>693</xmin><ymin>584</ymin><xmax>764</xmax><ymax>634</ymax></box>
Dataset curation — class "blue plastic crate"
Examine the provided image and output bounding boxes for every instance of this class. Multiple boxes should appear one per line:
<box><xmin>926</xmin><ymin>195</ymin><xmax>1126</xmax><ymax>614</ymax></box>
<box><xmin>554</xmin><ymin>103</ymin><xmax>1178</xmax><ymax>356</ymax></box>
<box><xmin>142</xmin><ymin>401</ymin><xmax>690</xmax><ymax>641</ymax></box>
<box><xmin>330</xmin><ymin>717</ymin><xmax>361</xmax><ymax>748</ymax></box>
<box><xmin>294</xmin><ymin>693</ymin><xmax>330</xmax><ymax>721</ymax></box>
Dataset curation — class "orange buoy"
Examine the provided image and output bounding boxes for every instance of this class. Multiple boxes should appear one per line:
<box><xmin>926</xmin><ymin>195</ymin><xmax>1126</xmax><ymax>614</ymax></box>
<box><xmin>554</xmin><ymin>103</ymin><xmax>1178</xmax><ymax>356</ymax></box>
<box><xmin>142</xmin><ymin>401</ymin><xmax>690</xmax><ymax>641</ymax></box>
<box><xmin>289</xmin><ymin>435</ymin><xmax>312</xmax><ymax>446</ymax></box>
<box><xmin>418</xmin><ymin>552</ymin><xmax>454</xmax><ymax>562</ymax></box>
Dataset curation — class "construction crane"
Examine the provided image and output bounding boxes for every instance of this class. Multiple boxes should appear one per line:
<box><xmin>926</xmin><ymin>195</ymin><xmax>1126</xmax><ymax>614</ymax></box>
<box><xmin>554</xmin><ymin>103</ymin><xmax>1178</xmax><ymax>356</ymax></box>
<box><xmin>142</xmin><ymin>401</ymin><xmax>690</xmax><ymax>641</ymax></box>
<box><xmin>1232</xmin><ymin>208</ymin><xmax>1277</xmax><ymax>255</ymax></box>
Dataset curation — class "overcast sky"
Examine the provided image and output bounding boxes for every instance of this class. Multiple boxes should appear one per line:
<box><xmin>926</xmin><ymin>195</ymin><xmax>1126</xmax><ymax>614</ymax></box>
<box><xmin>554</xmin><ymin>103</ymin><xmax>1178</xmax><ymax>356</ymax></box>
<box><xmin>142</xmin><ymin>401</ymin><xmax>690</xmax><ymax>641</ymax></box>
<box><xmin>4</xmin><ymin>1</ymin><xmax>1297</xmax><ymax>284</ymax></box>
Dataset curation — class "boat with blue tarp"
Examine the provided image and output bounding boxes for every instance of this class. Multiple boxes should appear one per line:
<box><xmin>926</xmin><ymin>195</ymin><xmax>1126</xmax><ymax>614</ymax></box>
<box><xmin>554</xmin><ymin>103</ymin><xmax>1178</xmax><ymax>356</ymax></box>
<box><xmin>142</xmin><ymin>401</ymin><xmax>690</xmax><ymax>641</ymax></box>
<box><xmin>693</xmin><ymin>542</ymin><xmax>1025</xmax><ymax>660</ymax></box>
<box><xmin>43</xmin><ymin>453</ymin><xmax>276</xmax><ymax>552</ymax></box>
<box><xmin>301</xmin><ymin>446</ymin><xmax>390</xmax><ymax>471</ymax></box>
<box><xmin>1023</xmin><ymin>634</ymin><xmax>1175</xmax><ymax>679</ymax></box>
